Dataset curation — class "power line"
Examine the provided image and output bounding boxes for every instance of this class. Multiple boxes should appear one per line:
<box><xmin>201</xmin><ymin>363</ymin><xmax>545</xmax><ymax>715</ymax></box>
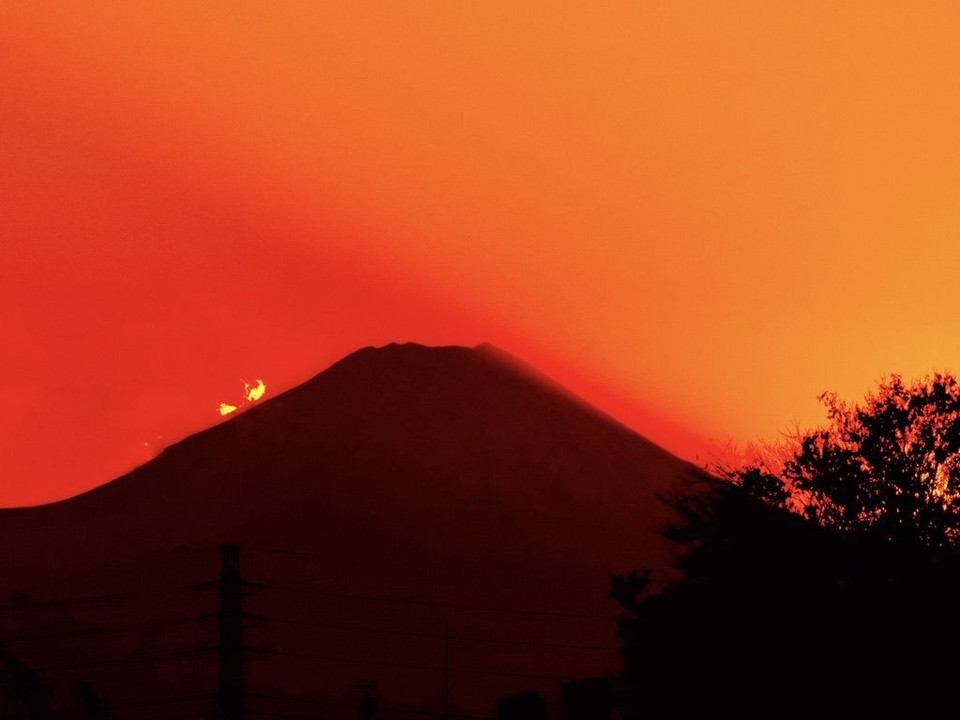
<box><xmin>1</xmin><ymin>615</ymin><xmax>207</xmax><ymax>644</ymax></box>
<box><xmin>254</xmin><ymin>648</ymin><xmax>578</xmax><ymax>682</ymax></box>
<box><xmin>451</xmin><ymin>632</ymin><xmax>614</xmax><ymax>653</ymax></box>
<box><xmin>0</xmin><ymin>583</ymin><xmax>213</xmax><ymax>613</ymax></box>
<box><xmin>248</xmin><ymin>696</ymin><xmax>494</xmax><ymax>720</ymax></box>
<box><xmin>257</xmin><ymin>584</ymin><xmax>615</xmax><ymax>621</ymax></box>
<box><xmin>36</xmin><ymin>646</ymin><xmax>217</xmax><ymax>673</ymax></box>
<box><xmin>244</xmin><ymin>546</ymin><xmax>614</xmax><ymax>619</ymax></box>
<box><xmin>146</xmin><ymin>711</ymin><xmax>214</xmax><ymax>720</ymax></box>
<box><xmin>115</xmin><ymin>693</ymin><xmax>217</xmax><ymax>708</ymax></box>
<box><xmin>248</xmin><ymin>695</ymin><xmax>353</xmax><ymax>709</ymax></box>
<box><xmin>249</xmin><ymin>709</ymin><xmax>347</xmax><ymax>719</ymax></box>
<box><xmin>258</xmin><ymin>615</ymin><xmax>616</xmax><ymax>652</ymax></box>
<box><xmin>377</xmin><ymin>709</ymin><xmax>494</xmax><ymax>720</ymax></box>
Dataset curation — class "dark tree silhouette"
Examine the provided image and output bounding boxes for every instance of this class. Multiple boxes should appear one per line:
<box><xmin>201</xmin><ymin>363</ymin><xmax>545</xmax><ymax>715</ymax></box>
<box><xmin>726</xmin><ymin>373</ymin><xmax>960</xmax><ymax>552</ymax></box>
<box><xmin>610</xmin><ymin>374</ymin><xmax>960</xmax><ymax>718</ymax></box>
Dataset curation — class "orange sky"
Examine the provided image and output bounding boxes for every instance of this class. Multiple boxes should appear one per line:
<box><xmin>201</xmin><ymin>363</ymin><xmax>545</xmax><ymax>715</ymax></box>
<box><xmin>4</xmin><ymin>2</ymin><xmax>960</xmax><ymax>506</ymax></box>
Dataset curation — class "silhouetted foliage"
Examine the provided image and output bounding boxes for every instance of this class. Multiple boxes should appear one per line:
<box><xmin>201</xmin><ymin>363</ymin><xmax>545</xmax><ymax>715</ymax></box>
<box><xmin>610</xmin><ymin>374</ymin><xmax>960</xmax><ymax>718</ymax></box>
<box><xmin>726</xmin><ymin>373</ymin><xmax>960</xmax><ymax>553</ymax></box>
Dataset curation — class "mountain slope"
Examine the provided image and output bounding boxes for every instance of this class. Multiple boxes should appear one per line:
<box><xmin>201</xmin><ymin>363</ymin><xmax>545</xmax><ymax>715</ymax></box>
<box><xmin>0</xmin><ymin>343</ymin><xmax>708</xmax><ymax>716</ymax></box>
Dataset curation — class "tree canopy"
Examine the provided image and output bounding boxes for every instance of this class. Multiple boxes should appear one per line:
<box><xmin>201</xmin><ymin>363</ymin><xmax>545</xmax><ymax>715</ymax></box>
<box><xmin>608</xmin><ymin>373</ymin><xmax>960</xmax><ymax>717</ymax></box>
<box><xmin>725</xmin><ymin>372</ymin><xmax>960</xmax><ymax>553</ymax></box>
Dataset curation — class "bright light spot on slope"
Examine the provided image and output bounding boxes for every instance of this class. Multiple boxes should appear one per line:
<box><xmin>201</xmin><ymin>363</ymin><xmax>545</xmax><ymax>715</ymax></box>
<box><xmin>217</xmin><ymin>378</ymin><xmax>267</xmax><ymax>418</ymax></box>
<box><xmin>244</xmin><ymin>379</ymin><xmax>266</xmax><ymax>402</ymax></box>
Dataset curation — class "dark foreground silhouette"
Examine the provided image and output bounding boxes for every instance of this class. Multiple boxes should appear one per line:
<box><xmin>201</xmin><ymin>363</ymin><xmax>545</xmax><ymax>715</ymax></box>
<box><xmin>612</xmin><ymin>374</ymin><xmax>960</xmax><ymax>718</ymax></box>
<box><xmin>0</xmin><ymin>343</ymin><xmax>704</xmax><ymax>718</ymax></box>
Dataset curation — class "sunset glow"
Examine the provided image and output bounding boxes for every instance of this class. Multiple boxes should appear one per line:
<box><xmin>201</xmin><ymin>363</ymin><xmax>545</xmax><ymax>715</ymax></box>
<box><xmin>5</xmin><ymin>3</ymin><xmax>960</xmax><ymax>506</ymax></box>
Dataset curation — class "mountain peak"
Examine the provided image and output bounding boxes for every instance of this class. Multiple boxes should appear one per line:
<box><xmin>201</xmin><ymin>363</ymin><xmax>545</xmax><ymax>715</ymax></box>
<box><xmin>0</xmin><ymin>341</ymin><xmax>701</xmax><ymax>585</ymax></box>
<box><xmin>316</xmin><ymin>341</ymin><xmax>626</xmax><ymax>433</ymax></box>
<box><xmin>0</xmin><ymin>341</ymin><xmax>705</xmax><ymax>717</ymax></box>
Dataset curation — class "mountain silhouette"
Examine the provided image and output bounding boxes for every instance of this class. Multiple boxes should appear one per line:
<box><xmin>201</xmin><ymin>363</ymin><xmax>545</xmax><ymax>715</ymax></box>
<box><xmin>0</xmin><ymin>343</ymin><xmax>705</xmax><ymax>717</ymax></box>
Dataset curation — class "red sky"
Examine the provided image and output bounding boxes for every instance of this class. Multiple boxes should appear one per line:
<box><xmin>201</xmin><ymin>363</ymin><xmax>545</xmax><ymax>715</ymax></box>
<box><xmin>4</xmin><ymin>3</ymin><xmax>960</xmax><ymax>507</ymax></box>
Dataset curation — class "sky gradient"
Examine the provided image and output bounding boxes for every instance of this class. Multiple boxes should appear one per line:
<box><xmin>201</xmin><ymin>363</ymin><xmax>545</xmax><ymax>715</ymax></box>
<box><xmin>5</xmin><ymin>2</ymin><xmax>960</xmax><ymax>506</ymax></box>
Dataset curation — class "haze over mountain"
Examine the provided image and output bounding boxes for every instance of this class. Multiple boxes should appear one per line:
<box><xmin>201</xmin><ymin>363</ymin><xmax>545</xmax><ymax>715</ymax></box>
<box><xmin>0</xmin><ymin>343</ymin><xmax>706</xmax><ymax>716</ymax></box>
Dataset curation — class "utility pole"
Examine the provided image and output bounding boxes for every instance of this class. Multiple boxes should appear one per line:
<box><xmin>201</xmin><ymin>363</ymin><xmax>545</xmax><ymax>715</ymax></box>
<box><xmin>443</xmin><ymin>623</ymin><xmax>450</xmax><ymax>720</ymax></box>
<box><xmin>217</xmin><ymin>545</ymin><xmax>245</xmax><ymax>720</ymax></box>
<box><xmin>357</xmin><ymin>682</ymin><xmax>378</xmax><ymax>720</ymax></box>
